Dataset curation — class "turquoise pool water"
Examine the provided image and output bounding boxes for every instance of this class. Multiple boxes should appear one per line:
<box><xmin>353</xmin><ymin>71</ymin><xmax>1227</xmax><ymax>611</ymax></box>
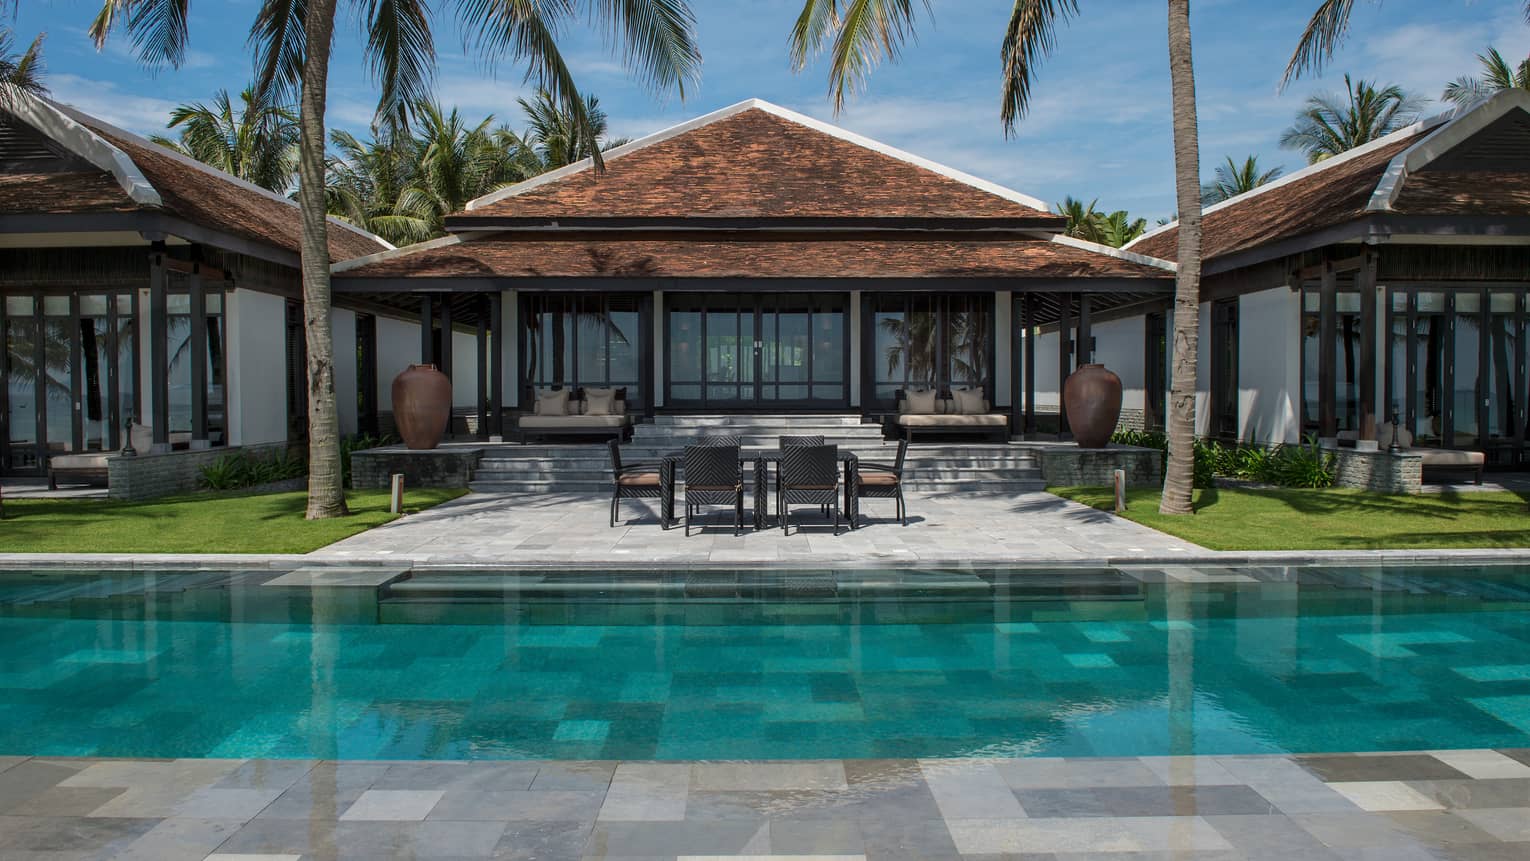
<box><xmin>2</xmin><ymin>565</ymin><xmax>1530</xmax><ymax>760</ymax></box>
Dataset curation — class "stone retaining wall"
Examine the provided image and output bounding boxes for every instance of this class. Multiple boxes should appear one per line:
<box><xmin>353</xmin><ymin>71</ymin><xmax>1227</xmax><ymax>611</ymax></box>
<box><xmin>107</xmin><ymin>443</ymin><xmax>290</xmax><ymax>501</ymax></box>
<box><xmin>1331</xmin><ymin>446</ymin><xmax>1423</xmax><ymax>494</ymax></box>
<box><xmin>351</xmin><ymin>447</ymin><xmax>484</xmax><ymax>489</ymax></box>
<box><xmin>1030</xmin><ymin>445</ymin><xmax>1163</xmax><ymax>488</ymax></box>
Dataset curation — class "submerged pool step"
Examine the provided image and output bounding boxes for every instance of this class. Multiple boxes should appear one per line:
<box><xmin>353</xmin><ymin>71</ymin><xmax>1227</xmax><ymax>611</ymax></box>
<box><xmin>382</xmin><ymin>570</ymin><xmax>1001</xmax><ymax>602</ymax></box>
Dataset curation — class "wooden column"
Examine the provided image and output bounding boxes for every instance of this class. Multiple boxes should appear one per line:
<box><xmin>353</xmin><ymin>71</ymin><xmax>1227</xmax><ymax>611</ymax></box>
<box><xmin>1357</xmin><ymin>250</ymin><xmax>1378</xmax><ymax>440</ymax></box>
<box><xmin>420</xmin><ymin>295</ymin><xmax>434</xmax><ymax>365</ymax></box>
<box><xmin>104</xmin><ymin>296</ymin><xmax>120</xmax><ymax>449</ymax></box>
<box><xmin>439</xmin><ymin>298</ymin><xmax>454</xmax><ymax>382</ymax></box>
<box><xmin>1010</xmin><ymin>291</ymin><xmax>1022</xmax><ymax>436</ymax></box>
<box><xmin>1023</xmin><ymin>295</ymin><xmax>1036</xmax><ymax>437</ymax></box>
<box><xmin>189</xmin><ymin>265</ymin><xmax>209</xmax><ymax>445</ymax></box>
<box><xmin>475</xmin><ymin>302</ymin><xmax>489</xmax><ymax>440</ymax></box>
<box><xmin>1077</xmin><ymin>293</ymin><xmax>1092</xmax><ymax>366</ymax></box>
<box><xmin>490</xmin><ymin>291</ymin><xmax>505</xmax><ymax>438</ymax></box>
<box><xmin>148</xmin><ymin>247</ymin><xmax>170</xmax><ymax>449</ymax></box>
<box><xmin>1058</xmin><ymin>293</ymin><xmax>1072</xmax><ymax>437</ymax></box>
<box><xmin>1318</xmin><ymin>262</ymin><xmax>1337</xmax><ymax>437</ymax></box>
<box><xmin>69</xmin><ymin>292</ymin><xmax>83</xmax><ymax>451</ymax></box>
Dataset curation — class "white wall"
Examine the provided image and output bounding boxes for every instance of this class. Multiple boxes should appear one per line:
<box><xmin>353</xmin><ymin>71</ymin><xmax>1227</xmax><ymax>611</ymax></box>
<box><xmin>451</xmin><ymin>329</ymin><xmax>479</xmax><ymax>409</ymax></box>
<box><xmin>1091</xmin><ymin>316</ymin><xmax>1146</xmax><ymax>413</ymax></box>
<box><xmin>1030</xmin><ymin>330</ymin><xmax>1061</xmax><ymax>408</ymax></box>
<box><xmin>375</xmin><ymin>314</ymin><xmax>421</xmax><ymax>414</ymax></box>
<box><xmin>224</xmin><ymin>288</ymin><xmax>288</xmax><ymax>447</ymax></box>
<box><xmin>1238</xmin><ymin>287</ymin><xmax>1302</xmax><ymax>444</ymax></box>
<box><xmin>331</xmin><ymin>308</ymin><xmax>358</xmax><ymax>436</ymax></box>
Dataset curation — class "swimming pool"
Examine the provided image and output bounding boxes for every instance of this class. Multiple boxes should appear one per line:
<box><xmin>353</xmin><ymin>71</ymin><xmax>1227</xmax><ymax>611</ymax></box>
<box><xmin>2</xmin><ymin>564</ymin><xmax>1529</xmax><ymax>761</ymax></box>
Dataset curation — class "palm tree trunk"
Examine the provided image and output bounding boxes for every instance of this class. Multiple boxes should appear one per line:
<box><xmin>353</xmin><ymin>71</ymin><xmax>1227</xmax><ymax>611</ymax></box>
<box><xmin>298</xmin><ymin>0</ymin><xmax>348</xmax><ymax>519</ymax></box>
<box><xmin>1159</xmin><ymin>0</ymin><xmax>1203</xmax><ymax>515</ymax></box>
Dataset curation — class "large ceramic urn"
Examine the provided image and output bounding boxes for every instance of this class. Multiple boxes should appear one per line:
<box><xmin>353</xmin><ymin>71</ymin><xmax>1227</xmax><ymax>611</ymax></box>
<box><xmin>392</xmin><ymin>364</ymin><xmax>452</xmax><ymax>450</ymax></box>
<box><xmin>1063</xmin><ymin>363</ymin><xmax>1123</xmax><ymax>449</ymax></box>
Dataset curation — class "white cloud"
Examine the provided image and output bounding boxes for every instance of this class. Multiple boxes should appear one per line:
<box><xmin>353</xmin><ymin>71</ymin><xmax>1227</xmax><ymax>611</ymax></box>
<box><xmin>45</xmin><ymin>74</ymin><xmax>181</xmax><ymax>136</ymax></box>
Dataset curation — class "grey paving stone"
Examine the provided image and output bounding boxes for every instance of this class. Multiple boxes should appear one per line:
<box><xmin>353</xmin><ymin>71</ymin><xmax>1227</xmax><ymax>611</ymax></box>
<box><xmin>1204</xmin><ymin>812</ymin><xmax>1337</xmax><ymax>856</ymax></box>
<box><xmin>581</xmin><ymin>820</ymin><xmax>767</xmax><ymax>856</ymax></box>
<box><xmin>3</xmin><ymin>786</ymin><xmax>123</xmax><ymax>817</ymax></box>
<box><xmin>491</xmin><ymin>820</ymin><xmax>594</xmax><ymax>860</ymax></box>
<box><xmin>371</xmin><ymin>761</ymin><xmax>541</xmax><ymax>793</ymax></box>
<box><xmin>530</xmin><ymin>761</ymin><xmax>618</xmax><ymax>791</ymax></box>
<box><xmin>0</xmin><ymin>760</ymin><xmax>92</xmax><ymax>815</ymax></box>
<box><xmin>1404</xmin><ymin>778</ymin><xmax>1530</xmax><ymax>810</ymax></box>
<box><xmin>107</xmin><ymin>816</ymin><xmax>243</xmax><ymax>861</ymax></box>
<box><xmin>767</xmin><ymin>817</ymin><xmax>865</xmax><ymax>854</ymax></box>
<box><xmin>211</xmin><ymin>759</ymin><xmax>318</xmax><ymax>792</ymax></box>
<box><xmin>430</xmin><ymin>789</ymin><xmax>606</xmax><ymax>822</ymax></box>
<box><xmin>219</xmin><ymin>817</ymin><xmax>510</xmax><ymax>860</ymax></box>
<box><xmin>857</xmin><ymin>816</ymin><xmax>965</xmax><ymax>860</ymax></box>
<box><xmin>1297</xmin><ymin>754</ymin><xmax>1472</xmax><ymax>783</ymax></box>
<box><xmin>1382</xmin><ymin>811</ymin><xmax>1507</xmax><ymax>846</ymax></box>
<box><xmin>995</xmin><ymin>758</ymin><xmax>1166</xmax><ymax>791</ymax></box>
<box><xmin>0</xmin><ymin>813</ymin><xmax>160</xmax><ymax>855</ymax></box>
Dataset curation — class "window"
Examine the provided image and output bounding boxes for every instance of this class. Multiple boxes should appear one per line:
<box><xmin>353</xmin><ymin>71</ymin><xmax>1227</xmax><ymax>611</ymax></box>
<box><xmin>1144</xmin><ymin>311</ymin><xmax>1167</xmax><ymax>432</ymax></box>
<box><xmin>869</xmin><ymin>293</ymin><xmax>993</xmax><ymax>408</ymax></box>
<box><xmin>1210</xmin><ymin>299</ymin><xmax>1239</xmax><ymax>439</ymax></box>
<box><xmin>285</xmin><ymin>299</ymin><xmax>307</xmax><ymax>442</ymax></box>
<box><xmin>357</xmin><ymin>313</ymin><xmax>378</xmax><ymax>437</ymax></box>
<box><xmin>524</xmin><ymin>294</ymin><xmax>644</xmax><ymax>407</ymax></box>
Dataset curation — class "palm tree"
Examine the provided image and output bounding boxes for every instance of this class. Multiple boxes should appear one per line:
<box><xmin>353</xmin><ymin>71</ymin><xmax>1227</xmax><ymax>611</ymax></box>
<box><xmin>91</xmin><ymin>0</ymin><xmax>701</xmax><ymax>519</ymax></box>
<box><xmin>1280</xmin><ymin>75</ymin><xmax>1423</xmax><ymax>164</ymax></box>
<box><xmin>0</xmin><ymin>27</ymin><xmax>45</xmax><ymax>97</ymax></box>
<box><xmin>151</xmin><ymin>87</ymin><xmax>299</xmax><ymax>193</ymax></box>
<box><xmin>1094</xmin><ymin>210</ymin><xmax>1148</xmax><ymax>248</ymax></box>
<box><xmin>1054</xmin><ymin>196</ymin><xmax>1102</xmax><ymax>241</ymax></box>
<box><xmin>791</xmin><ymin>0</ymin><xmax>1207</xmax><ymax>515</ymax></box>
<box><xmin>789</xmin><ymin>0</ymin><xmax>1205</xmax><ymax>516</ymax></box>
<box><xmin>1201</xmin><ymin>155</ymin><xmax>1282</xmax><ymax>204</ymax></box>
<box><xmin>1285</xmin><ymin>1</ymin><xmax>1530</xmax><ymax>87</ymax></box>
<box><xmin>518</xmin><ymin>89</ymin><xmax>631</xmax><ymax>169</ymax></box>
<box><xmin>1444</xmin><ymin>47</ymin><xmax>1530</xmax><ymax>108</ymax></box>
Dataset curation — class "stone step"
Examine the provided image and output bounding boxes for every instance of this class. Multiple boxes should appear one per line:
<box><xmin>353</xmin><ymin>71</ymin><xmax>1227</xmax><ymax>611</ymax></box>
<box><xmin>469</xmin><ymin>479</ymin><xmax>1047</xmax><ymax>494</ymax></box>
<box><xmin>651</xmin><ymin>414</ymin><xmax>867</xmax><ymax>427</ymax></box>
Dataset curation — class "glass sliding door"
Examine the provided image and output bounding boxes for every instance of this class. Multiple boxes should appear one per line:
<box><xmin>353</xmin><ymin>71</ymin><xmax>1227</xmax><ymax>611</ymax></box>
<box><xmin>524</xmin><ymin>294</ymin><xmax>647</xmax><ymax>408</ymax></box>
<box><xmin>868</xmin><ymin>293</ymin><xmax>994</xmax><ymax>411</ymax></box>
<box><xmin>665</xmin><ymin>293</ymin><xmax>849</xmax><ymax>410</ymax></box>
<box><xmin>4</xmin><ymin>296</ymin><xmax>40</xmax><ymax>473</ymax></box>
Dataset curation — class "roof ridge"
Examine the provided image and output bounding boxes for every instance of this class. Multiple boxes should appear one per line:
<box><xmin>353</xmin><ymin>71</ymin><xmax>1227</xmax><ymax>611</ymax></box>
<box><xmin>1</xmin><ymin>84</ymin><xmax>160</xmax><ymax>207</ymax></box>
<box><xmin>464</xmin><ymin>97</ymin><xmax>1055</xmax><ymax>215</ymax></box>
<box><xmin>1369</xmin><ymin>89</ymin><xmax>1530</xmax><ymax>212</ymax></box>
<box><xmin>1125</xmin><ymin>112</ymin><xmax>1448</xmax><ymax>252</ymax></box>
<box><xmin>48</xmin><ymin>100</ymin><xmax>395</xmax><ymax>252</ymax></box>
<box><xmin>1050</xmin><ymin>234</ymin><xmax>1176</xmax><ymax>272</ymax></box>
<box><xmin>331</xmin><ymin>232</ymin><xmax>470</xmax><ymax>274</ymax></box>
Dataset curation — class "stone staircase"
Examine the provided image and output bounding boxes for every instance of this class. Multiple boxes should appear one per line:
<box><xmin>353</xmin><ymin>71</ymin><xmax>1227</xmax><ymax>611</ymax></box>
<box><xmin>468</xmin><ymin>414</ymin><xmax>1045</xmax><ymax>494</ymax></box>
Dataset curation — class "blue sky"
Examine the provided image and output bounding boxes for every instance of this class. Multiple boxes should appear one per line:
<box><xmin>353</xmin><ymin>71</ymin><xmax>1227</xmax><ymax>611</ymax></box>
<box><xmin>11</xmin><ymin>0</ymin><xmax>1529</xmax><ymax>218</ymax></box>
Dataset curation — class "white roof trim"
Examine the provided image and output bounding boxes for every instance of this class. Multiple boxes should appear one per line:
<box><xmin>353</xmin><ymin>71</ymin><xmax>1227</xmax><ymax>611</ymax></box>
<box><xmin>1368</xmin><ymin>90</ymin><xmax>1530</xmax><ymax>212</ymax></box>
<box><xmin>1050</xmin><ymin>234</ymin><xmax>1176</xmax><ymax>272</ymax></box>
<box><xmin>465</xmin><ymin>97</ymin><xmax>1055</xmax><ymax>214</ymax></box>
<box><xmin>331</xmin><ymin>233</ymin><xmax>468</xmax><ymax>274</ymax></box>
<box><xmin>2</xmin><ymin>84</ymin><xmax>161</xmax><ymax>207</ymax></box>
<box><xmin>1125</xmin><ymin>112</ymin><xmax>1450</xmax><ymax>253</ymax></box>
<box><xmin>47</xmin><ymin>100</ymin><xmax>395</xmax><ymax>252</ymax></box>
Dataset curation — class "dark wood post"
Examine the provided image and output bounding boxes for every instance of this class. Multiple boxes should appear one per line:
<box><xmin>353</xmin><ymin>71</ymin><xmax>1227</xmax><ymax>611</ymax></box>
<box><xmin>476</xmin><ymin>301</ymin><xmax>489</xmax><ymax>440</ymax></box>
<box><xmin>1357</xmin><ymin>250</ymin><xmax>1378</xmax><ymax>439</ymax></box>
<box><xmin>1077</xmin><ymin>293</ymin><xmax>1092</xmax><ymax>366</ymax></box>
<box><xmin>1023</xmin><ymin>294</ymin><xmax>1036</xmax><ymax>437</ymax></box>
<box><xmin>1010</xmin><ymin>290</ymin><xmax>1021</xmax><ymax>436</ymax></box>
<box><xmin>189</xmin><ymin>264</ymin><xmax>208</xmax><ymax>445</ymax></box>
<box><xmin>1318</xmin><ymin>261</ymin><xmax>1337</xmax><ymax>438</ymax></box>
<box><xmin>1057</xmin><ymin>293</ymin><xmax>1072</xmax><ymax>437</ymax></box>
<box><xmin>420</xmin><ymin>295</ymin><xmax>434</xmax><ymax>365</ymax></box>
<box><xmin>490</xmin><ymin>291</ymin><xmax>505</xmax><ymax>438</ymax></box>
<box><xmin>69</xmin><ymin>292</ymin><xmax>83</xmax><ymax>451</ymax></box>
<box><xmin>148</xmin><ymin>245</ymin><xmax>170</xmax><ymax>449</ymax></box>
<box><xmin>439</xmin><ymin>298</ymin><xmax>454</xmax><ymax>382</ymax></box>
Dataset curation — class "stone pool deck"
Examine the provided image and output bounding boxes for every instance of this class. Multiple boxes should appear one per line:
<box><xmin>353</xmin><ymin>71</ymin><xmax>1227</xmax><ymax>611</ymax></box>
<box><xmin>313</xmin><ymin>490</ymin><xmax>1201</xmax><ymax>565</ymax></box>
<box><xmin>3</xmin><ymin>750</ymin><xmax>1530</xmax><ymax>859</ymax></box>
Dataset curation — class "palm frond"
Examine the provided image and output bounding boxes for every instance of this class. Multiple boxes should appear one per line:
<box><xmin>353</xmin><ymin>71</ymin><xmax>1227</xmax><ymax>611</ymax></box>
<box><xmin>1282</xmin><ymin>0</ymin><xmax>1355</xmax><ymax>88</ymax></box>
<box><xmin>999</xmin><ymin>0</ymin><xmax>1078</xmax><ymax>135</ymax></box>
<box><xmin>788</xmin><ymin>0</ymin><xmax>928</xmax><ymax>112</ymax></box>
<box><xmin>788</xmin><ymin>0</ymin><xmax>840</xmax><ymax>72</ymax></box>
<box><xmin>249</xmin><ymin>0</ymin><xmax>308</xmax><ymax>108</ymax></box>
<box><xmin>362</xmin><ymin>0</ymin><xmax>436</xmax><ymax>130</ymax></box>
<box><xmin>0</xmin><ymin>28</ymin><xmax>47</xmax><ymax>97</ymax></box>
<box><xmin>584</xmin><ymin>0</ymin><xmax>701</xmax><ymax>99</ymax></box>
<box><xmin>125</xmin><ymin>0</ymin><xmax>190</xmax><ymax>68</ymax></box>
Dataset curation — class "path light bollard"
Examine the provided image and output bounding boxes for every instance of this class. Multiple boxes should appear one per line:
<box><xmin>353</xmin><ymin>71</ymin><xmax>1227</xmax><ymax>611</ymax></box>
<box><xmin>1114</xmin><ymin>468</ymin><xmax>1127</xmax><ymax>513</ymax></box>
<box><xmin>389</xmin><ymin>474</ymin><xmax>405</xmax><ymax>515</ymax></box>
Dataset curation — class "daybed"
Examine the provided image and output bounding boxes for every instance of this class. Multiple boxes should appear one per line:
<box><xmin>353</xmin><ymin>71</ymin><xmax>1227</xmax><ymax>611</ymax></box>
<box><xmin>1349</xmin><ymin>428</ymin><xmax>1486</xmax><ymax>484</ymax></box>
<box><xmin>47</xmin><ymin>423</ymin><xmax>190</xmax><ymax>489</ymax></box>
<box><xmin>517</xmin><ymin>387</ymin><xmax>635</xmax><ymax>444</ymax></box>
<box><xmin>891</xmin><ymin>388</ymin><xmax>1009</xmax><ymax>443</ymax></box>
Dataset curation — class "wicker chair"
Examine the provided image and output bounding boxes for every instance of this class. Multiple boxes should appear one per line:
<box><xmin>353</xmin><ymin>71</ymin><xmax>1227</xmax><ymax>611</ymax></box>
<box><xmin>777</xmin><ymin>444</ymin><xmax>841</xmax><ymax>535</ymax></box>
<box><xmin>857</xmin><ymin>440</ymin><xmax>909</xmax><ymax>526</ymax></box>
<box><xmin>696</xmin><ymin>434</ymin><xmax>742</xmax><ymax>447</ymax></box>
<box><xmin>779</xmin><ymin>435</ymin><xmax>828</xmax><ymax>515</ymax></box>
<box><xmin>608</xmin><ymin>440</ymin><xmax>661</xmax><ymax>528</ymax></box>
<box><xmin>683</xmin><ymin>444</ymin><xmax>745</xmax><ymax>536</ymax></box>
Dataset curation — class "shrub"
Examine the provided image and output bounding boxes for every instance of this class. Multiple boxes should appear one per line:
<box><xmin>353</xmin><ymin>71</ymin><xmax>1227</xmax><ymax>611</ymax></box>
<box><xmin>199</xmin><ymin>449</ymin><xmax>307</xmax><ymax>491</ymax></box>
<box><xmin>1266</xmin><ymin>435</ymin><xmax>1337</xmax><ymax>488</ymax></box>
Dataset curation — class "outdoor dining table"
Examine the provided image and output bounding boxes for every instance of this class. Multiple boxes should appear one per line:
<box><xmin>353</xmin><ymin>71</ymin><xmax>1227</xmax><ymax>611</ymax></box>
<box><xmin>659</xmin><ymin>448</ymin><xmax>859</xmax><ymax>531</ymax></box>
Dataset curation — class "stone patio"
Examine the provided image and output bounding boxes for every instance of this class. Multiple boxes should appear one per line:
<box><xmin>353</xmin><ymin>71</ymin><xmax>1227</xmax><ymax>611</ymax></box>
<box><xmin>314</xmin><ymin>489</ymin><xmax>1199</xmax><ymax>565</ymax></box>
<box><xmin>2</xmin><ymin>750</ymin><xmax>1528</xmax><ymax>859</ymax></box>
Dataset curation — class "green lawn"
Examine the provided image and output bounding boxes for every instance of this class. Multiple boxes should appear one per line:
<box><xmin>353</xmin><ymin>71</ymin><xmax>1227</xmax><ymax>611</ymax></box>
<box><xmin>1052</xmin><ymin>486</ymin><xmax>1530</xmax><ymax>551</ymax></box>
<box><xmin>0</xmin><ymin>488</ymin><xmax>466</xmax><ymax>554</ymax></box>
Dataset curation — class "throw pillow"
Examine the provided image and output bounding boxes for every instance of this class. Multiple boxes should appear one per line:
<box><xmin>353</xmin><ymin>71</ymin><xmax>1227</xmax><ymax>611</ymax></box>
<box><xmin>534</xmin><ymin>389</ymin><xmax>569</xmax><ymax>417</ymax></box>
<box><xmin>905</xmin><ymin>389</ymin><xmax>938</xmax><ymax>415</ymax></box>
<box><xmin>585</xmin><ymin>389</ymin><xmax>616</xmax><ymax>416</ymax></box>
<box><xmin>952</xmin><ymin>388</ymin><xmax>986</xmax><ymax>415</ymax></box>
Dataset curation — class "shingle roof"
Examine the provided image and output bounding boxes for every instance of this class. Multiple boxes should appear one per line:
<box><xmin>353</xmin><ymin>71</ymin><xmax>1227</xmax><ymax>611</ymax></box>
<box><xmin>336</xmin><ymin>232</ymin><xmax>1171</xmax><ymax>280</ymax></box>
<box><xmin>457</xmin><ymin>100</ymin><xmax>1064</xmax><ymax>224</ymax></box>
<box><xmin>0</xmin><ymin>91</ymin><xmax>390</xmax><ymax>262</ymax></box>
<box><xmin>1392</xmin><ymin>170</ymin><xmax>1530</xmax><ymax>214</ymax></box>
<box><xmin>1128</xmin><ymin>135</ymin><xmax>1419</xmax><ymax>262</ymax></box>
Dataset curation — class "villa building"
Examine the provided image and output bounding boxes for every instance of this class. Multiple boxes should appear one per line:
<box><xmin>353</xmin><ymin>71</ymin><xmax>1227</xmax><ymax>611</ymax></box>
<box><xmin>3</xmin><ymin>86</ymin><xmax>1529</xmax><ymax>488</ymax></box>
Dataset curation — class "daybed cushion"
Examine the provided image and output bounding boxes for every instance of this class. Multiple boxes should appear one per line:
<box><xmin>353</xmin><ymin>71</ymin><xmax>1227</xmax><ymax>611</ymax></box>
<box><xmin>617</xmin><ymin>473</ymin><xmax>661</xmax><ymax>487</ymax></box>
<box><xmin>49</xmin><ymin>453</ymin><xmax>109</xmax><ymax>471</ymax></box>
<box><xmin>951</xmin><ymin>389</ymin><xmax>986</xmax><ymax>415</ymax></box>
<box><xmin>534</xmin><ymin>389</ymin><xmax>571</xmax><ymax>416</ymax></box>
<box><xmin>903</xmin><ymin>389</ymin><xmax>938</xmax><ymax>415</ymax></box>
<box><xmin>1416</xmin><ymin>449</ymin><xmax>1485</xmax><ymax>468</ymax></box>
<box><xmin>896</xmin><ymin>414</ymin><xmax>1007</xmax><ymax>428</ymax></box>
<box><xmin>519</xmin><ymin>415</ymin><xmax>631</xmax><ymax>429</ymax></box>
